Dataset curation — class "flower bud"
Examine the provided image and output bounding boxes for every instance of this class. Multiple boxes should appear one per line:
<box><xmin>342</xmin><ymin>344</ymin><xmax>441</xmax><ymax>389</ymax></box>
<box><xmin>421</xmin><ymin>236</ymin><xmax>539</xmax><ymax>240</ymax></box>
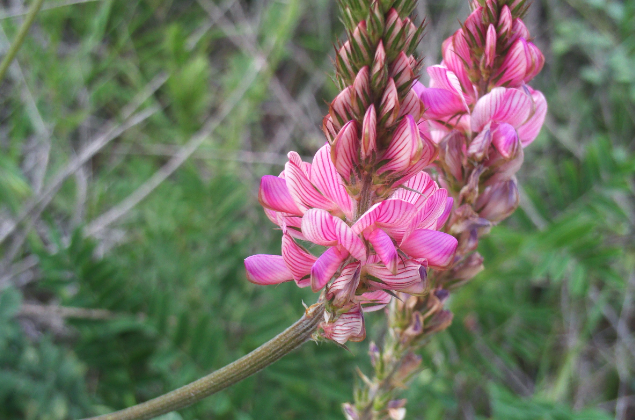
<box><xmin>390</xmin><ymin>52</ymin><xmax>415</xmax><ymax>93</ymax></box>
<box><xmin>450</xmin><ymin>252</ymin><xmax>484</xmax><ymax>281</ymax></box>
<box><xmin>439</xmin><ymin>131</ymin><xmax>467</xmax><ymax>181</ymax></box>
<box><xmin>398</xmin><ymin>89</ymin><xmax>423</xmax><ymax>120</ymax></box>
<box><xmin>378</xmin><ymin>78</ymin><xmax>400</xmax><ymax>127</ymax></box>
<box><xmin>377</xmin><ymin>115</ymin><xmax>421</xmax><ymax>174</ymax></box>
<box><xmin>491</xmin><ymin>122</ymin><xmax>520</xmax><ymax>159</ymax></box>
<box><xmin>328</xmin><ymin>263</ymin><xmax>361</xmax><ymax>307</ymax></box>
<box><xmin>384</xmin><ymin>9</ymin><xmax>404</xmax><ymax>54</ymax></box>
<box><xmin>467</xmin><ymin>127</ymin><xmax>492</xmax><ymax>161</ymax></box>
<box><xmin>388</xmin><ymin>399</ymin><xmax>407</xmax><ymax>420</ymax></box>
<box><xmin>321</xmin><ymin>304</ymin><xmax>366</xmax><ymax>344</ymax></box>
<box><xmin>475</xmin><ymin>178</ymin><xmax>519</xmax><ymax>222</ymax></box>
<box><xmin>497</xmin><ymin>6</ymin><xmax>513</xmax><ymax>38</ymax></box>
<box><xmin>361</xmin><ymin>105</ymin><xmax>377</xmax><ymax>161</ymax></box>
<box><xmin>336</xmin><ymin>41</ymin><xmax>355</xmax><ymax>84</ymax></box>
<box><xmin>331</xmin><ymin>120</ymin><xmax>360</xmax><ymax>181</ymax></box>
<box><xmin>495</xmin><ymin>38</ymin><xmax>528</xmax><ymax>87</ymax></box>
<box><xmin>322</xmin><ymin>115</ymin><xmax>337</xmax><ymax>144</ymax></box>
<box><xmin>351</xmin><ymin>66</ymin><xmax>371</xmax><ymax>118</ymax></box>
<box><xmin>342</xmin><ymin>403</ymin><xmax>359</xmax><ymax>420</ymax></box>
<box><xmin>369</xmin><ymin>341</ymin><xmax>380</xmax><ymax>367</ymax></box>
<box><xmin>350</xmin><ymin>21</ymin><xmax>373</xmax><ymax>66</ymax></box>
<box><xmin>368</xmin><ymin>0</ymin><xmax>385</xmax><ymax>44</ymax></box>
<box><xmin>371</xmin><ymin>41</ymin><xmax>388</xmax><ymax>95</ymax></box>
<box><xmin>330</xmin><ymin>87</ymin><xmax>354</xmax><ymax>129</ymax></box>
<box><xmin>423</xmin><ymin>309</ymin><xmax>453</xmax><ymax>335</ymax></box>
<box><xmin>485</xmin><ymin>24</ymin><xmax>497</xmax><ymax>67</ymax></box>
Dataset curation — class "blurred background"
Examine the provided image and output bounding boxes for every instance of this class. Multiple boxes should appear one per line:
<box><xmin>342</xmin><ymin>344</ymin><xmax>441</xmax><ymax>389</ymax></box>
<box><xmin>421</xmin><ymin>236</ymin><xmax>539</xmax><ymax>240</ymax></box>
<box><xmin>0</xmin><ymin>0</ymin><xmax>633</xmax><ymax>419</ymax></box>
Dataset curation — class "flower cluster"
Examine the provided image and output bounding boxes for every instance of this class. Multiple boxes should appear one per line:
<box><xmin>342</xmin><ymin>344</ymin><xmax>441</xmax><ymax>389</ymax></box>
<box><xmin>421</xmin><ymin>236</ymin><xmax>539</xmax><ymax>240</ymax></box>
<box><xmin>244</xmin><ymin>0</ymin><xmax>458</xmax><ymax>344</ymax></box>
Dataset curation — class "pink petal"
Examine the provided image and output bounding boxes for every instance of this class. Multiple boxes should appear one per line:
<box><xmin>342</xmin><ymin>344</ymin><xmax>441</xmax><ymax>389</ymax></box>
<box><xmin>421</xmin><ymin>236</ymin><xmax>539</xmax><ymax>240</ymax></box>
<box><xmin>495</xmin><ymin>38</ymin><xmax>528</xmax><ymax>87</ymax></box>
<box><xmin>491</xmin><ymin>123</ymin><xmax>519</xmax><ymax>158</ymax></box>
<box><xmin>259</xmin><ymin>175</ymin><xmax>302</xmax><ymax>215</ymax></box>
<box><xmin>366</xmin><ymin>228</ymin><xmax>398</xmax><ymax>274</ymax></box>
<box><xmin>388</xmin><ymin>171</ymin><xmax>438</xmax><ymax>209</ymax></box>
<box><xmin>321</xmin><ymin>305</ymin><xmax>365</xmax><ymax>344</ymax></box>
<box><xmin>311</xmin><ymin>144</ymin><xmax>354</xmax><ymax>219</ymax></box>
<box><xmin>518</xmin><ymin>89</ymin><xmax>547</xmax><ymax>146</ymax></box>
<box><xmin>244</xmin><ymin>254</ymin><xmax>293</xmax><ymax>285</ymax></box>
<box><xmin>328</xmin><ymin>263</ymin><xmax>361</xmax><ymax>306</ymax></box>
<box><xmin>467</xmin><ymin>127</ymin><xmax>492</xmax><ymax>160</ymax></box>
<box><xmin>359</xmin><ymin>290</ymin><xmax>391</xmax><ymax>312</ymax></box>
<box><xmin>524</xmin><ymin>42</ymin><xmax>545</xmax><ymax>83</ymax></box>
<box><xmin>420</xmin><ymin>87</ymin><xmax>469</xmax><ymax>120</ymax></box>
<box><xmin>436</xmin><ymin>197</ymin><xmax>454</xmax><ymax>229</ymax></box>
<box><xmin>361</xmin><ymin>105</ymin><xmax>377</xmax><ymax>160</ymax></box>
<box><xmin>377</xmin><ymin>115</ymin><xmax>421</xmax><ymax>174</ymax></box>
<box><xmin>365</xmin><ymin>260</ymin><xmax>427</xmax><ymax>294</ymax></box>
<box><xmin>281</xmin><ymin>234</ymin><xmax>316</xmax><ymax>287</ymax></box>
<box><xmin>476</xmin><ymin>179</ymin><xmax>519</xmax><ymax>222</ymax></box>
<box><xmin>302</xmin><ymin>209</ymin><xmax>366</xmax><ymax>261</ymax></box>
<box><xmin>330</xmin><ymin>87</ymin><xmax>353</xmax><ymax>129</ymax></box>
<box><xmin>399</xmin><ymin>229</ymin><xmax>458</xmax><ymax>268</ymax></box>
<box><xmin>485</xmin><ymin>24</ymin><xmax>497</xmax><ymax>67</ymax></box>
<box><xmin>498</xmin><ymin>6</ymin><xmax>512</xmax><ymax>37</ymax></box>
<box><xmin>471</xmin><ymin>88</ymin><xmax>533</xmax><ymax>131</ymax></box>
<box><xmin>427</xmin><ymin>65</ymin><xmax>468</xmax><ymax>111</ymax></box>
<box><xmin>331</xmin><ymin>120</ymin><xmax>360</xmax><ymax>181</ymax></box>
<box><xmin>311</xmin><ymin>246</ymin><xmax>349</xmax><ymax>292</ymax></box>
<box><xmin>285</xmin><ymin>154</ymin><xmax>337</xmax><ymax>213</ymax></box>
<box><xmin>410</xmin><ymin>188</ymin><xmax>449</xmax><ymax>230</ymax></box>
<box><xmin>399</xmin><ymin>88</ymin><xmax>423</xmax><ymax>120</ymax></box>
<box><xmin>352</xmin><ymin>199</ymin><xmax>416</xmax><ymax>234</ymax></box>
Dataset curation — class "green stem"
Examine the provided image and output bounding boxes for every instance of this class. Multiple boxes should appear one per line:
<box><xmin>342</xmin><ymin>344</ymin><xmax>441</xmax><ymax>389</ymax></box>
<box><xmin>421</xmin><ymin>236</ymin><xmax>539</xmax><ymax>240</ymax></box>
<box><xmin>85</xmin><ymin>303</ymin><xmax>325</xmax><ymax>420</ymax></box>
<box><xmin>0</xmin><ymin>0</ymin><xmax>46</xmax><ymax>84</ymax></box>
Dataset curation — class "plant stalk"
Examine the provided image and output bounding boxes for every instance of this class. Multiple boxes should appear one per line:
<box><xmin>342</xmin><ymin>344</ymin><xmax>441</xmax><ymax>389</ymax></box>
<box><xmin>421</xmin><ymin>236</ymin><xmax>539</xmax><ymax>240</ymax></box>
<box><xmin>84</xmin><ymin>302</ymin><xmax>325</xmax><ymax>420</ymax></box>
<box><xmin>0</xmin><ymin>0</ymin><xmax>46</xmax><ymax>84</ymax></box>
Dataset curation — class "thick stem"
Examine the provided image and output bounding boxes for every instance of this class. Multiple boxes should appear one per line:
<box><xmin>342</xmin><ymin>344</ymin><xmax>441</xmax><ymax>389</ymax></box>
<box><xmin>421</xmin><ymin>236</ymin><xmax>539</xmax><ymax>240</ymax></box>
<box><xmin>85</xmin><ymin>303</ymin><xmax>325</xmax><ymax>420</ymax></box>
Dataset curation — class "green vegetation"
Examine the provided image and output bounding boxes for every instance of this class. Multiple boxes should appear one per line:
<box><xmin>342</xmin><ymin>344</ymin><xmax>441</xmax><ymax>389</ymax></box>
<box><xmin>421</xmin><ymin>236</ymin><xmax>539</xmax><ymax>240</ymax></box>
<box><xmin>0</xmin><ymin>0</ymin><xmax>633</xmax><ymax>419</ymax></box>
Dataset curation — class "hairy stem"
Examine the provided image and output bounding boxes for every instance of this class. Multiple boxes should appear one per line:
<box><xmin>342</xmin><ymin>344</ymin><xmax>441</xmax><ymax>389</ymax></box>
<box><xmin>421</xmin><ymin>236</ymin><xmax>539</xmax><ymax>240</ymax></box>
<box><xmin>0</xmin><ymin>0</ymin><xmax>45</xmax><ymax>84</ymax></box>
<box><xmin>85</xmin><ymin>302</ymin><xmax>325</xmax><ymax>420</ymax></box>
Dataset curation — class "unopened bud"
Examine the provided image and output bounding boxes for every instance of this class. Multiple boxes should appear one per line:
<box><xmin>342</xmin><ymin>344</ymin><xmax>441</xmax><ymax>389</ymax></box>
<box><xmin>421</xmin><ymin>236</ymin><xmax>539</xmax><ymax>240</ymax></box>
<box><xmin>342</xmin><ymin>403</ymin><xmax>359</xmax><ymax>420</ymax></box>
<box><xmin>475</xmin><ymin>178</ymin><xmax>519</xmax><ymax>222</ymax></box>
<box><xmin>369</xmin><ymin>341</ymin><xmax>380</xmax><ymax>367</ymax></box>
<box><xmin>388</xmin><ymin>399</ymin><xmax>407</xmax><ymax>420</ymax></box>
<box><xmin>451</xmin><ymin>252</ymin><xmax>484</xmax><ymax>281</ymax></box>
<box><xmin>467</xmin><ymin>127</ymin><xmax>492</xmax><ymax>161</ymax></box>
<box><xmin>329</xmin><ymin>87</ymin><xmax>354</xmax><ymax>129</ymax></box>
<box><xmin>371</xmin><ymin>41</ymin><xmax>388</xmax><ymax>95</ymax></box>
<box><xmin>424</xmin><ymin>309</ymin><xmax>453</xmax><ymax>335</ymax></box>
<box><xmin>335</xmin><ymin>41</ymin><xmax>355</xmax><ymax>85</ymax></box>
<box><xmin>491</xmin><ymin>123</ymin><xmax>520</xmax><ymax>159</ymax></box>
<box><xmin>390</xmin><ymin>52</ymin><xmax>415</xmax><ymax>93</ymax></box>
<box><xmin>322</xmin><ymin>115</ymin><xmax>337</xmax><ymax>144</ymax></box>
<box><xmin>398</xmin><ymin>89</ymin><xmax>423</xmax><ymax>120</ymax></box>
<box><xmin>378</xmin><ymin>78</ymin><xmax>400</xmax><ymax>127</ymax></box>
<box><xmin>498</xmin><ymin>6</ymin><xmax>513</xmax><ymax>38</ymax></box>
<box><xmin>350</xmin><ymin>21</ymin><xmax>373</xmax><ymax>67</ymax></box>
<box><xmin>368</xmin><ymin>1</ymin><xmax>385</xmax><ymax>44</ymax></box>
<box><xmin>485</xmin><ymin>24</ymin><xmax>497</xmax><ymax>67</ymax></box>
<box><xmin>361</xmin><ymin>105</ymin><xmax>377</xmax><ymax>161</ymax></box>
<box><xmin>331</xmin><ymin>120</ymin><xmax>360</xmax><ymax>181</ymax></box>
<box><xmin>439</xmin><ymin>131</ymin><xmax>467</xmax><ymax>182</ymax></box>
<box><xmin>351</xmin><ymin>66</ymin><xmax>371</xmax><ymax>118</ymax></box>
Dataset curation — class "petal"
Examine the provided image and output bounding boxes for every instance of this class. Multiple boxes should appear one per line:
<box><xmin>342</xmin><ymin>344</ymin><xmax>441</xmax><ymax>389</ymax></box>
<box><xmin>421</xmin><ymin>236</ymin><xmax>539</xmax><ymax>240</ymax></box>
<box><xmin>377</xmin><ymin>115</ymin><xmax>421</xmax><ymax>174</ymax></box>
<box><xmin>471</xmin><ymin>87</ymin><xmax>533</xmax><ymax>131</ymax></box>
<box><xmin>361</xmin><ymin>105</ymin><xmax>378</xmax><ymax>160</ymax></box>
<box><xmin>485</xmin><ymin>24</ymin><xmax>497</xmax><ymax>67</ymax></box>
<box><xmin>244</xmin><ymin>255</ymin><xmax>293</xmax><ymax>285</ymax></box>
<box><xmin>321</xmin><ymin>305</ymin><xmax>365</xmax><ymax>344</ymax></box>
<box><xmin>420</xmin><ymin>87</ymin><xmax>468</xmax><ymax>120</ymax></box>
<box><xmin>365</xmin><ymin>228</ymin><xmax>398</xmax><ymax>274</ymax></box>
<box><xmin>285</xmin><ymin>155</ymin><xmax>337</xmax><ymax>213</ymax></box>
<box><xmin>427</xmin><ymin>65</ymin><xmax>469</xmax><ymax>111</ymax></box>
<box><xmin>495</xmin><ymin>38</ymin><xmax>528</xmax><ymax>87</ymax></box>
<box><xmin>399</xmin><ymin>229</ymin><xmax>458</xmax><ymax>268</ymax></box>
<box><xmin>518</xmin><ymin>89</ymin><xmax>547</xmax><ymax>146</ymax></box>
<box><xmin>491</xmin><ymin>122</ymin><xmax>519</xmax><ymax>158</ymax></box>
<box><xmin>365</xmin><ymin>260</ymin><xmax>427</xmax><ymax>294</ymax></box>
<box><xmin>331</xmin><ymin>120</ymin><xmax>360</xmax><ymax>181</ymax></box>
<box><xmin>388</xmin><ymin>171</ymin><xmax>437</xmax><ymax>209</ymax></box>
<box><xmin>311</xmin><ymin>144</ymin><xmax>355</xmax><ymax>219</ymax></box>
<box><xmin>311</xmin><ymin>247</ymin><xmax>349</xmax><ymax>292</ymax></box>
<box><xmin>352</xmin><ymin>199</ymin><xmax>416</xmax><ymax>234</ymax></box>
<box><xmin>410</xmin><ymin>188</ymin><xmax>449</xmax><ymax>231</ymax></box>
<box><xmin>328</xmin><ymin>263</ymin><xmax>361</xmax><ymax>306</ymax></box>
<box><xmin>358</xmin><ymin>290</ymin><xmax>391</xmax><ymax>312</ymax></box>
<box><xmin>259</xmin><ymin>175</ymin><xmax>302</xmax><ymax>215</ymax></box>
<box><xmin>467</xmin><ymin>127</ymin><xmax>492</xmax><ymax>160</ymax></box>
<box><xmin>302</xmin><ymin>209</ymin><xmax>366</xmax><ymax>261</ymax></box>
<box><xmin>436</xmin><ymin>197</ymin><xmax>454</xmax><ymax>229</ymax></box>
<box><xmin>281</xmin><ymin>234</ymin><xmax>317</xmax><ymax>287</ymax></box>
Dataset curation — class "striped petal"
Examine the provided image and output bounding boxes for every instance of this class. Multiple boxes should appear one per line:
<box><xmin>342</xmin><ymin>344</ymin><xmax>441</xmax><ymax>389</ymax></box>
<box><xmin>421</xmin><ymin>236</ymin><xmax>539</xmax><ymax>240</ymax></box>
<box><xmin>322</xmin><ymin>305</ymin><xmax>365</xmax><ymax>344</ymax></box>
<box><xmin>331</xmin><ymin>120</ymin><xmax>360</xmax><ymax>181</ymax></box>
<box><xmin>485</xmin><ymin>24</ymin><xmax>497</xmax><ymax>67</ymax></box>
<box><xmin>328</xmin><ymin>263</ymin><xmax>361</xmax><ymax>307</ymax></box>
<box><xmin>285</xmin><ymin>154</ymin><xmax>337</xmax><ymax>213</ymax></box>
<box><xmin>311</xmin><ymin>246</ymin><xmax>349</xmax><ymax>292</ymax></box>
<box><xmin>495</xmin><ymin>38</ymin><xmax>528</xmax><ymax>87</ymax></box>
<box><xmin>518</xmin><ymin>89</ymin><xmax>547</xmax><ymax>147</ymax></box>
<box><xmin>420</xmin><ymin>87</ymin><xmax>468</xmax><ymax>120</ymax></box>
<box><xmin>352</xmin><ymin>199</ymin><xmax>416</xmax><ymax>234</ymax></box>
<box><xmin>244</xmin><ymin>254</ymin><xmax>293</xmax><ymax>285</ymax></box>
<box><xmin>491</xmin><ymin>123</ymin><xmax>519</xmax><ymax>159</ymax></box>
<box><xmin>427</xmin><ymin>65</ymin><xmax>469</xmax><ymax>111</ymax></box>
<box><xmin>410</xmin><ymin>188</ymin><xmax>449</xmax><ymax>231</ymax></box>
<box><xmin>302</xmin><ymin>209</ymin><xmax>366</xmax><ymax>261</ymax></box>
<box><xmin>259</xmin><ymin>175</ymin><xmax>302</xmax><ymax>215</ymax></box>
<box><xmin>389</xmin><ymin>171</ymin><xmax>438</xmax><ymax>209</ymax></box>
<box><xmin>400</xmin><ymin>229</ymin><xmax>458</xmax><ymax>268</ymax></box>
<box><xmin>359</xmin><ymin>290</ymin><xmax>391</xmax><ymax>312</ymax></box>
<box><xmin>436</xmin><ymin>197</ymin><xmax>454</xmax><ymax>230</ymax></box>
<box><xmin>365</xmin><ymin>228</ymin><xmax>398</xmax><ymax>274</ymax></box>
<box><xmin>471</xmin><ymin>87</ymin><xmax>533</xmax><ymax>132</ymax></box>
<box><xmin>377</xmin><ymin>115</ymin><xmax>422</xmax><ymax>174</ymax></box>
<box><xmin>311</xmin><ymin>144</ymin><xmax>354</xmax><ymax>219</ymax></box>
<box><xmin>281</xmin><ymin>234</ymin><xmax>316</xmax><ymax>287</ymax></box>
<box><xmin>365</xmin><ymin>260</ymin><xmax>427</xmax><ymax>294</ymax></box>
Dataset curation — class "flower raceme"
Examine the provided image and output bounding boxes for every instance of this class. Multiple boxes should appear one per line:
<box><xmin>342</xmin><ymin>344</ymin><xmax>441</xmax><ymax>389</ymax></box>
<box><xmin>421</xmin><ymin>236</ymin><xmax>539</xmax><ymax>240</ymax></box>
<box><xmin>245</xmin><ymin>145</ymin><xmax>457</xmax><ymax>343</ymax></box>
